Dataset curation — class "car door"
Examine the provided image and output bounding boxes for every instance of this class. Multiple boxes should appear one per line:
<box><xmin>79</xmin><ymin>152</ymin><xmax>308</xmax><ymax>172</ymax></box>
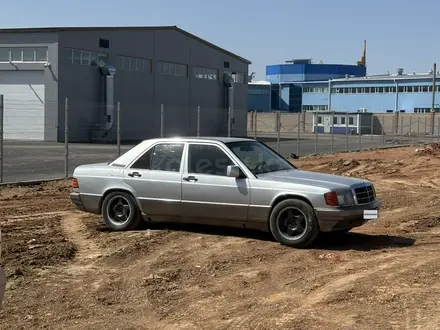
<box><xmin>123</xmin><ymin>142</ymin><xmax>185</xmax><ymax>220</ymax></box>
<box><xmin>181</xmin><ymin>142</ymin><xmax>250</xmax><ymax>224</ymax></box>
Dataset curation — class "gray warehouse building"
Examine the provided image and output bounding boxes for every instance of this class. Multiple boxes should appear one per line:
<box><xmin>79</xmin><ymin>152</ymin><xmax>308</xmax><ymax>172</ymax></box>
<box><xmin>0</xmin><ymin>26</ymin><xmax>251</xmax><ymax>142</ymax></box>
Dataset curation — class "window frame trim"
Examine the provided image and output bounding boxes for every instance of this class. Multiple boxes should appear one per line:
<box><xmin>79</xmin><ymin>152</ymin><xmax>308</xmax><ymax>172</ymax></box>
<box><xmin>185</xmin><ymin>142</ymin><xmax>240</xmax><ymax>178</ymax></box>
<box><xmin>128</xmin><ymin>141</ymin><xmax>186</xmax><ymax>173</ymax></box>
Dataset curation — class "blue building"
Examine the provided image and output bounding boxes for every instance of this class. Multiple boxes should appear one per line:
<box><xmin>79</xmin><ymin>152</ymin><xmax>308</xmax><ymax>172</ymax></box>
<box><xmin>266</xmin><ymin>58</ymin><xmax>366</xmax><ymax>83</ymax></box>
<box><xmin>302</xmin><ymin>70</ymin><xmax>440</xmax><ymax>113</ymax></box>
<box><xmin>248</xmin><ymin>44</ymin><xmax>367</xmax><ymax>112</ymax></box>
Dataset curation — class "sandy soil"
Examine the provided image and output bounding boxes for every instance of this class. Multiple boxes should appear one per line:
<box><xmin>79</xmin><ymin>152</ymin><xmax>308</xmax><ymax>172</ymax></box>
<box><xmin>1</xmin><ymin>144</ymin><xmax>440</xmax><ymax>329</ymax></box>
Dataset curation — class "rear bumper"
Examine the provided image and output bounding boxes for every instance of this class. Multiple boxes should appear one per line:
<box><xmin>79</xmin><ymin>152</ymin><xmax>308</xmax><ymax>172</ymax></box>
<box><xmin>0</xmin><ymin>265</ymin><xmax>5</xmax><ymax>306</ymax></box>
<box><xmin>70</xmin><ymin>192</ymin><xmax>101</xmax><ymax>214</ymax></box>
<box><xmin>315</xmin><ymin>200</ymin><xmax>381</xmax><ymax>232</ymax></box>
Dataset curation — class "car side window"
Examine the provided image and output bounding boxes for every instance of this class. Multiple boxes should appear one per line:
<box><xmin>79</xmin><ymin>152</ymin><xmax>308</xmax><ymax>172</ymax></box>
<box><xmin>188</xmin><ymin>144</ymin><xmax>234</xmax><ymax>176</ymax></box>
<box><xmin>131</xmin><ymin>143</ymin><xmax>184</xmax><ymax>172</ymax></box>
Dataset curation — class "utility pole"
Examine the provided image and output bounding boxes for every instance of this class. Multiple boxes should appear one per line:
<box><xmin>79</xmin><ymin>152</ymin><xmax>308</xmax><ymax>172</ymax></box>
<box><xmin>431</xmin><ymin>63</ymin><xmax>436</xmax><ymax>135</ymax></box>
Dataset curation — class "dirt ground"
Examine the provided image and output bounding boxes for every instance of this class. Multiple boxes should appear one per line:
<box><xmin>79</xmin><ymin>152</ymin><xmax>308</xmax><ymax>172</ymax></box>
<box><xmin>1</xmin><ymin>144</ymin><xmax>440</xmax><ymax>330</ymax></box>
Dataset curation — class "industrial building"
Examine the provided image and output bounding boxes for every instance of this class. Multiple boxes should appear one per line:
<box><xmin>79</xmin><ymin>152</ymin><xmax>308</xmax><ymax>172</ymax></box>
<box><xmin>302</xmin><ymin>69</ymin><xmax>439</xmax><ymax>113</ymax></box>
<box><xmin>249</xmin><ymin>41</ymin><xmax>440</xmax><ymax>115</ymax></box>
<box><xmin>0</xmin><ymin>26</ymin><xmax>250</xmax><ymax>142</ymax></box>
<box><xmin>248</xmin><ymin>42</ymin><xmax>371</xmax><ymax>113</ymax></box>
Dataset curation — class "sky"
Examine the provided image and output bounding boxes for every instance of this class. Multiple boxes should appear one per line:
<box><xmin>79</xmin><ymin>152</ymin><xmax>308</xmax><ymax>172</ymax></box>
<box><xmin>2</xmin><ymin>0</ymin><xmax>440</xmax><ymax>80</ymax></box>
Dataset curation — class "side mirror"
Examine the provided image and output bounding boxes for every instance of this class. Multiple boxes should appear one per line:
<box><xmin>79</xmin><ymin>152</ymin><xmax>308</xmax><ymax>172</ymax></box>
<box><xmin>227</xmin><ymin>165</ymin><xmax>241</xmax><ymax>178</ymax></box>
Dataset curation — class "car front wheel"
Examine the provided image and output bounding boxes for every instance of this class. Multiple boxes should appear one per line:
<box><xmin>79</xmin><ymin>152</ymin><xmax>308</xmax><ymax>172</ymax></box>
<box><xmin>101</xmin><ymin>191</ymin><xmax>142</xmax><ymax>231</ymax></box>
<box><xmin>269</xmin><ymin>198</ymin><xmax>320</xmax><ymax>248</ymax></box>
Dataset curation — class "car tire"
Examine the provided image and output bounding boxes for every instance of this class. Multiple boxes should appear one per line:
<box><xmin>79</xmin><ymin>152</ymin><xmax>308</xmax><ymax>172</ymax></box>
<box><xmin>101</xmin><ymin>191</ymin><xmax>142</xmax><ymax>231</ymax></box>
<box><xmin>269</xmin><ymin>198</ymin><xmax>320</xmax><ymax>248</ymax></box>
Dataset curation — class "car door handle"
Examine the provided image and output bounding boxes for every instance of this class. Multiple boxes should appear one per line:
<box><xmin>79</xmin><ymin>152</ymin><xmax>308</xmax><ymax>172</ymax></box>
<box><xmin>128</xmin><ymin>171</ymin><xmax>141</xmax><ymax>177</ymax></box>
<box><xmin>183</xmin><ymin>176</ymin><xmax>198</xmax><ymax>182</ymax></box>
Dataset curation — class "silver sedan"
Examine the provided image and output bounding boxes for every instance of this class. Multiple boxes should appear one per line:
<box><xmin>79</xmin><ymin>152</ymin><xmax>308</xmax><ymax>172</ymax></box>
<box><xmin>70</xmin><ymin>137</ymin><xmax>380</xmax><ymax>248</ymax></box>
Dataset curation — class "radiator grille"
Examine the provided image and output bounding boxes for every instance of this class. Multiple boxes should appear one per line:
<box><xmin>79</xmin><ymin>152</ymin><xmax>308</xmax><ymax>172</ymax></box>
<box><xmin>354</xmin><ymin>184</ymin><xmax>375</xmax><ymax>204</ymax></box>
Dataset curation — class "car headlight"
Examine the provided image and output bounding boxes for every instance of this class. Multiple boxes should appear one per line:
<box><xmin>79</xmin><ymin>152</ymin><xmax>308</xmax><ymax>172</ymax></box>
<box><xmin>337</xmin><ymin>190</ymin><xmax>355</xmax><ymax>207</ymax></box>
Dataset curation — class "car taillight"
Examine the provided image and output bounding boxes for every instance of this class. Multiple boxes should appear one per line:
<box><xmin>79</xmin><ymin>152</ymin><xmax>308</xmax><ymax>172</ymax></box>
<box><xmin>324</xmin><ymin>191</ymin><xmax>339</xmax><ymax>206</ymax></box>
<box><xmin>72</xmin><ymin>178</ymin><xmax>79</xmax><ymax>189</ymax></box>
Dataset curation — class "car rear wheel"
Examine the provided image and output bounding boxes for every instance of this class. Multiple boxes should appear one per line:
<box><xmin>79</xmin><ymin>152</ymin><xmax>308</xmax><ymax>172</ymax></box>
<box><xmin>269</xmin><ymin>199</ymin><xmax>320</xmax><ymax>248</ymax></box>
<box><xmin>101</xmin><ymin>191</ymin><xmax>142</xmax><ymax>231</ymax></box>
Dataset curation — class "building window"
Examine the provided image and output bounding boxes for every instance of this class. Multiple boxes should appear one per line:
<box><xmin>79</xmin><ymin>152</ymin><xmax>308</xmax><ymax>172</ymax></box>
<box><xmin>159</xmin><ymin>61</ymin><xmax>188</xmax><ymax>77</ymax></box>
<box><xmin>194</xmin><ymin>66</ymin><xmax>218</xmax><ymax>80</ymax></box>
<box><xmin>333</xmin><ymin>116</ymin><xmax>338</xmax><ymax>125</ymax></box>
<box><xmin>99</xmin><ymin>38</ymin><xmax>110</xmax><ymax>49</ymax></box>
<box><xmin>232</xmin><ymin>72</ymin><xmax>245</xmax><ymax>83</ymax></box>
<box><xmin>117</xmin><ymin>55</ymin><xmax>151</xmax><ymax>72</ymax></box>
<box><xmin>341</xmin><ymin>117</ymin><xmax>346</xmax><ymax>125</ymax></box>
<box><xmin>65</xmin><ymin>47</ymin><xmax>107</xmax><ymax>66</ymax></box>
<box><xmin>224</xmin><ymin>71</ymin><xmax>245</xmax><ymax>84</ymax></box>
<box><xmin>0</xmin><ymin>47</ymin><xmax>48</xmax><ymax>62</ymax></box>
<box><xmin>414</xmin><ymin>107</ymin><xmax>440</xmax><ymax>113</ymax></box>
<box><xmin>317</xmin><ymin>116</ymin><xmax>322</xmax><ymax>124</ymax></box>
<box><xmin>224</xmin><ymin>61</ymin><xmax>230</xmax><ymax>68</ymax></box>
<box><xmin>349</xmin><ymin>117</ymin><xmax>354</xmax><ymax>125</ymax></box>
<box><xmin>302</xmin><ymin>105</ymin><xmax>328</xmax><ymax>111</ymax></box>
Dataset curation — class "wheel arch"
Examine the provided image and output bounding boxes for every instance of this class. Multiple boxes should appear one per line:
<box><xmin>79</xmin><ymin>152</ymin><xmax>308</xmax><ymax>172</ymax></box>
<box><xmin>268</xmin><ymin>194</ymin><xmax>317</xmax><ymax>226</ymax></box>
<box><xmin>99</xmin><ymin>188</ymin><xmax>141</xmax><ymax>214</ymax></box>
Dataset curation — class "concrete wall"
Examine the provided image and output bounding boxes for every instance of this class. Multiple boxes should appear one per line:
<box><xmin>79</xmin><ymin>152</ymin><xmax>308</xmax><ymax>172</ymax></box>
<box><xmin>248</xmin><ymin>111</ymin><xmax>439</xmax><ymax>136</ymax></box>
<box><xmin>0</xmin><ymin>32</ymin><xmax>59</xmax><ymax>141</ymax></box>
<box><xmin>57</xmin><ymin>28</ymin><xmax>248</xmax><ymax>142</ymax></box>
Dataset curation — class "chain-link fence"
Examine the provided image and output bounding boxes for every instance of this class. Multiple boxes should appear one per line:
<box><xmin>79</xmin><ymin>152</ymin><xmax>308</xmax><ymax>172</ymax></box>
<box><xmin>0</xmin><ymin>96</ymin><xmax>246</xmax><ymax>183</ymax></box>
<box><xmin>1</xmin><ymin>95</ymin><xmax>439</xmax><ymax>184</ymax></box>
<box><xmin>247</xmin><ymin>110</ymin><xmax>440</xmax><ymax>157</ymax></box>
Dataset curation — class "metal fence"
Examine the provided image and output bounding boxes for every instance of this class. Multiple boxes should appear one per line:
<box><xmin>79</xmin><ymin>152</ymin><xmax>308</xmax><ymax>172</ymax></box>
<box><xmin>248</xmin><ymin>110</ymin><xmax>440</xmax><ymax>157</ymax></box>
<box><xmin>0</xmin><ymin>96</ymin><xmax>246</xmax><ymax>183</ymax></box>
<box><xmin>0</xmin><ymin>95</ymin><xmax>439</xmax><ymax>184</ymax></box>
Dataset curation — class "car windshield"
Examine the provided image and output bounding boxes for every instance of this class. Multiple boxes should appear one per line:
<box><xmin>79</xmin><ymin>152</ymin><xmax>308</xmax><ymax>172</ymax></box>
<box><xmin>226</xmin><ymin>140</ymin><xmax>296</xmax><ymax>176</ymax></box>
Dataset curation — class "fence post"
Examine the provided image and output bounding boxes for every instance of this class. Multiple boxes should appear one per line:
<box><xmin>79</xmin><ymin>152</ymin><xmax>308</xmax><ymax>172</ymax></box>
<box><xmin>276</xmin><ymin>111</ymin><xmax>281</xmax><ymax>153</ymax></box>
<box><xmin>160</xmin><ymin>104</ymin><xmax>164</xmax><ymax>138</ymax></box>
<box><xmin>409</xmin><ymin>116</ymin><xmax>412</xmax><ymax>145</ymax></box>
<box><xmin>345</xmin><ymin>112</ymin><xmax>349</xmax><ymax>152</ymax></box>
<box><xmin>253</xmin><ymin>110</ymin><xmax>257</xmax><ymax>140</ymax></box>
<box><xmin>314</xmin><ymin>112</ymin><xmax>318</xmax><ymax>154</ymax></box>
<box><xmin>417</xmin><ymin>117</ymin><xmax>420</xmax><ymax>144</ymax></box>
<box><xmin>390</xmin><ymin>114</ymin><xmax>394</xmax><ymax>145</ymax></box>
<box><xmin>227</xmin><ymin>106</ymin><xmax>231</xmax><ymax>137</ymax></box>
<box><xmin>64</xmin><ymin>98</ymin><xmax>69</xmax><ymax>178</ymax></box>
<box><xmin>423</xmin><ymin>115</ymin><xmax>428</xmax><ymax>144</ymax></box>
<box><xmin>330</xmin><ymin>111</ymin><xmax>334</xmax><ymax>153</ymax></box>
<box><xmin>0</xmin><ymin>94</ymin><xmax>3</xmax><ymax>183</ymax></box>
<box><xmin>358</xmin><ymin>115</ymin><xmax>362</xmax><ymax>151</ymax></box>
<box><xmin>117</xmin><ymin>102</ymin><xmax>121</xmax><ymax>157</ymax></box>
<box><xmin>381</xmin><ymin>115</ymin><xmax>385</xmax><ymax>147</ymax></box>
<box><xmin>370</xmin><ymin>115</ymin><xmax>374</xmax><ymax>144</ymax></box>
<box><xmin>400</xmin><ymin>116</ymin><xmax>403</xmax><ymax>145</ymax></box>
<box><xmin>197</xmin><ymin>105</ymin><xmax>200</xmax><ymax>137</ymax></box>
<box><xmin>297</xmin><ymin>111</ymin><xmax>300</xmax><ymax>156</ymax></box>
<box><xmin>438</xmin><ymin>117</ymin><xmax>440</xmax><ymax>142</ymax></box>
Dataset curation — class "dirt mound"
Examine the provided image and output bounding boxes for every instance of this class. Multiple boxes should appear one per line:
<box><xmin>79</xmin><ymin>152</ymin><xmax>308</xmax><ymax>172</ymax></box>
<box><xmin>414</xmin><ymin>143</ymin><xmax>440</xmax><ymax>156</ymax></box>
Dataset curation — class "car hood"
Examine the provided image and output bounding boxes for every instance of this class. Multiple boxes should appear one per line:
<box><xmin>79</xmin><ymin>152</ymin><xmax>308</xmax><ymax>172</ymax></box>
<box><xmin>256</xmin><ymin>169</ymin><xmax>367</xmax><ymax>190</ymax></box>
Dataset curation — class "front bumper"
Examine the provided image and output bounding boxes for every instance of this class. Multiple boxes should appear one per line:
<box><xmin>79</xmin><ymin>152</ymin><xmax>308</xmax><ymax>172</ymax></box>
<box><xmin>0</xmin><ymin>265</ymin><xmax>5</xmax><ymax>307</ymax></box>
<box><xmin>315</xmin><ymin>200</ymin><xmax>381</xmax><ymax>232</ymax></box>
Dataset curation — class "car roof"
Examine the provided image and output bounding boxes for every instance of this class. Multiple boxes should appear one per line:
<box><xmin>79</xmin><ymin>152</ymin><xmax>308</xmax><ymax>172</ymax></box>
<box><xmin>110</xmin><ymin>136</ymin><xmax>257</xmax><ymax>167</ymax></box>
<box><xmin>141</xmin><ymin>136</ymin><xmax>256</xmax><ymax>143</ymax></box>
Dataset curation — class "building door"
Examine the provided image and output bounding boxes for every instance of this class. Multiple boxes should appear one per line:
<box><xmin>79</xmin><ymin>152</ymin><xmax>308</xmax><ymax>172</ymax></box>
<box><xmin>0</xmin><ymin>70</ymin><xmax>45</xmax><ymax>140</ymax></box>
<box><xmin>323</xmin><ymin>115</ymin><xmax>331</xmax><ymax>133</ymax></box>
